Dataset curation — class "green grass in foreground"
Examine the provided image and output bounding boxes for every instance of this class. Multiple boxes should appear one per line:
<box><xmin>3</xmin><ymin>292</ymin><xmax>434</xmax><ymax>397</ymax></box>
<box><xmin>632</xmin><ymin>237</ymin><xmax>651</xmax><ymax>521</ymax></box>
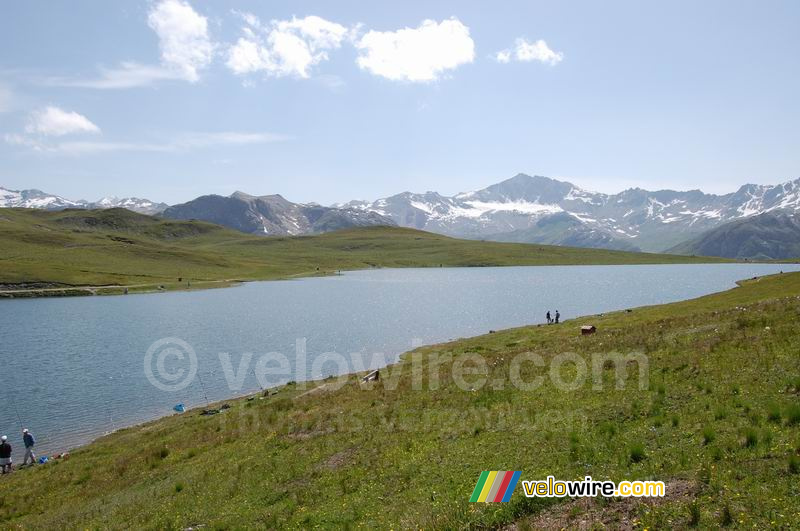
<box><xmin>1</xmin><ymin>273</ymin><xmax>799</xmax><ymax>528</ymax></box>
<box><xmin>0</xmin><ymin>207</ymin><xmax>729</xmax><ymax>295</ymax></box>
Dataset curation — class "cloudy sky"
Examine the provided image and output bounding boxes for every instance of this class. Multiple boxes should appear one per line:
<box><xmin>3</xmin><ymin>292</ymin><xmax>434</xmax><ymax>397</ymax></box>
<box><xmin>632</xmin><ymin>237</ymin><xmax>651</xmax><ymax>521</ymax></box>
<box><xmin>1</xmin><ymin>0</ymin><xmax>798</xmax><ymax>204</ymax></box>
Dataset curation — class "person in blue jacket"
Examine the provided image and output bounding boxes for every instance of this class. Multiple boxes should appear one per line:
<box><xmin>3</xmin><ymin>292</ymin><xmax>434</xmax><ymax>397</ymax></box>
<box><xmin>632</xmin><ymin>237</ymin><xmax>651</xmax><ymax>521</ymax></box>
<box><xmin>22</xmin><ymin>429</ymin><xmax>36</xmax><ymax>466</ymax></box>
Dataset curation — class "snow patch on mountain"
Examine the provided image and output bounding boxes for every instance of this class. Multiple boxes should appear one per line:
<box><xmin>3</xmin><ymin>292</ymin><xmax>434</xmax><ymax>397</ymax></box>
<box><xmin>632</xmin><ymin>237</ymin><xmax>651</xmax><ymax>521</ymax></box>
<box><xmin>344</xmin><ymin>174</ymin><xmax>800</xmax><ymax>252</ymax></box>
<box><xmin>0</xmin><ymin>186</ymin><xmax>167</xmax><ymax>214</ymax></box>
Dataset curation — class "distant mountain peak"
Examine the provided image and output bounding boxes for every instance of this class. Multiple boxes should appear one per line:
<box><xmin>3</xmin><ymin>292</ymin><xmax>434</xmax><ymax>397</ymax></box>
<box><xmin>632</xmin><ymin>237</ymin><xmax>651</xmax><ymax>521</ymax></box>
<box><xmin>0</xmin><ymin>186</ymin><xmax>167</xmax><ymax>215</ymax></box>
<box><xmin>229</xmin><ymin>191</ymin><xmax>254</xmax><ymax>201</ymax></box>
<box><xmin>163</xmin><ymin>191</ymin><xmax>395</xmax><ymax>236</ymax></box>
<box><xmin>344</xmin><ymin>173</ymin><xmax>800</xmax><ymax>252</ymax></box>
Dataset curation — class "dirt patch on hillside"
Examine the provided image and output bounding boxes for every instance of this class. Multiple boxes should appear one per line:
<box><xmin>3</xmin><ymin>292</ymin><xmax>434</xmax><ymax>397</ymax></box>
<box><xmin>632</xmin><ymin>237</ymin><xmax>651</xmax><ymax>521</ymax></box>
<box><xmin>322</xmin><ymin>447</ymin><xmax>356</xmax><ymax>470</ymax></box>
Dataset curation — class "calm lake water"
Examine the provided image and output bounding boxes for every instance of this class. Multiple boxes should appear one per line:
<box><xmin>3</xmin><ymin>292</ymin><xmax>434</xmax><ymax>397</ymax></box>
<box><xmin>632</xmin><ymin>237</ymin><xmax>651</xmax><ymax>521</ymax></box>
<box><xmin>1</xmin><ymin>263</ymin><xmax>797</xmax><ymax>459</ymax></box>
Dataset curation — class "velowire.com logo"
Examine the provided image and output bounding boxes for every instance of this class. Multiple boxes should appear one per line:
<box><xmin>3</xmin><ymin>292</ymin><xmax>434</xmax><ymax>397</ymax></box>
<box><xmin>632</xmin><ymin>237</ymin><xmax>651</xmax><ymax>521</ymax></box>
<box><xmin>469</xmin><ymin>471</ymin><xmax>521</xmax><ymax>503</ymax></box>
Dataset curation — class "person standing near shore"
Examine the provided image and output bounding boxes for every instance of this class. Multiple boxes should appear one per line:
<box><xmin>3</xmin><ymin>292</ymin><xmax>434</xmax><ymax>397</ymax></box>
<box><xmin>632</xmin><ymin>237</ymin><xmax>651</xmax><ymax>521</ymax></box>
<box><xmin>0</xmin><ymin>436</ymin><xmax>12</xmax><ymax>473</ymax></box>
<box><xmin>546</xmin><ymin>311</ymin><xmax>551</xmax><ymax>324</ymax></box>
<box><xmin>22</xmin><ymin>429</ymin><xmax>36</xmax><ymax>466</ymax></box>
<box><xmin>555</xmin><ymin>310</ymin><xmax>560</xmax><ymax>324</ymax></box>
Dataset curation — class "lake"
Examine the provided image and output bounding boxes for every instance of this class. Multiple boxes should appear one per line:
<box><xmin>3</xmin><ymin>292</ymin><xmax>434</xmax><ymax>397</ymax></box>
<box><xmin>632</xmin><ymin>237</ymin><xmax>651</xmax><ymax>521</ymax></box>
<box><xmin>1</xmin><ymin>263</ymin><xmax>797</xmax><ymax>459</ymax></box>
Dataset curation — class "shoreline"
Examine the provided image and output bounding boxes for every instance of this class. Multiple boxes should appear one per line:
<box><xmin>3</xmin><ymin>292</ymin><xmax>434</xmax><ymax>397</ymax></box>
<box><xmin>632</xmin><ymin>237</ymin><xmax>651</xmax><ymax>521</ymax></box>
<box><xmin>0</xmin><ymin>259</ymin><xmax>775</xmax><ymax>300</ymax></box>
<box><xmin>15</xmin><ymin>268</ymin><xmax>789</xmax><ymax>463</ymax></box>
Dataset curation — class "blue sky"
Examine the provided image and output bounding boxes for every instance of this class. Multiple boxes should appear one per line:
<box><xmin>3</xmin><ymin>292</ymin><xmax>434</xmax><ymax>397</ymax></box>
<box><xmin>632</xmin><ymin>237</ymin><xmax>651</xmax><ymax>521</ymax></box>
<box><xmin>1</xmin><ymin>0</ymin><xmax>798</xmax><ymax>205</ymax></box>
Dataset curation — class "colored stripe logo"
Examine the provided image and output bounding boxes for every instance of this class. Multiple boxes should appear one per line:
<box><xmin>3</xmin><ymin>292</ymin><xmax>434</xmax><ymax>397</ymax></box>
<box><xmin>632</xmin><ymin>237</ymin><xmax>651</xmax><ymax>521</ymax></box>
<box><xmin>470</xmin><ymin>471</ymin><xmax>521</xmax><ymax>502</ymax></box>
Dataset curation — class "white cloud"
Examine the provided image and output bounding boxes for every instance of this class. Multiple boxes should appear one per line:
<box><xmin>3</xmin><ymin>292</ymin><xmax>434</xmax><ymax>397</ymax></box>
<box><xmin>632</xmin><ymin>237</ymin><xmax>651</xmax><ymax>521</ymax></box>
<box><xmin>25</xmin><ymin>106</ymin><xmax>101</xmax><ymax>137</ymax></box>
<box><xmin>5</xmin><ymin>130</ymin><xmax>288</xmax><ymax>155</ymax></box>
<box><xmin>355</xmin><ymin>18</ymin><xmax>475</xmax><ymax>82</ymax></box>
<box><xmin>147</xmin><ymin>0</ymin><xmax>215</xmax><ymax>82</ymax></box>
<box><xmin>46</xmin><ymin>0</ymin><xmax>214</xmax><ymax>88</ymax></box>
<box><xmin>495</xmin><ymin>50</ymin><xmax>512</xmax><ymax>64</ymax></box>
<box><xmin>495</xmin><ymin>38</ymin><xmax>563</xmax><ymax>66</ymax></box>
<box><xmin>227</xmin><ymin>14</ymin><xmax>352</xmax><ymax>78</ymax></box>
<box><xmin>45</xmin><ymin>62</ymin><xmax>185</xmax><ymax>89</ymax></box>
<box><xmin>173</xmin><ymin>131</ymin><xmax>289</xmax><ymax>149</ymax></box>
<box><xmin>4</xmin><ymin>133</ymin><xmax>41</xmax><ymax>149</ymax></box>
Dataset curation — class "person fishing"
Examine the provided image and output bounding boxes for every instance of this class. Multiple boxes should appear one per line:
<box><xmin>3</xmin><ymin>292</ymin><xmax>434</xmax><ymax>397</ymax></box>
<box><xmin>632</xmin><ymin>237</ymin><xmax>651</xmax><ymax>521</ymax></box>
<box><xmin>22</xmin><ymin>429</ymin><xmax>36</xmax><ymax>466</ymax></box>
<box><xmin>0</xmin><ymin>436</ymin><xmax>12</xmax><ymax>473</ymax></box>
<box><xmin>546</xmin><ymin>311</ymin><xmax>551</xmax><ymax>324</ymax></box>
<box><xmin>555</xmin><ymin>310</ymin><xmax>560</xmax><ymax>324</ymax></box>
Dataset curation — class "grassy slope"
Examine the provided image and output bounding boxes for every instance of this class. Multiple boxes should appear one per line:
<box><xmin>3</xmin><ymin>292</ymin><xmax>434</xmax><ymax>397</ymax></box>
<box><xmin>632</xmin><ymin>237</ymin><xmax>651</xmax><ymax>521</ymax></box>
<box><xmin>1</xmin><ymin>273</ymin><xmax>799</xmax><ymax>528</ymax></box>
<box><xmin>0</xmin><ymin>208</ymin><xmax>728</xmax><ymax>294</ymax></box>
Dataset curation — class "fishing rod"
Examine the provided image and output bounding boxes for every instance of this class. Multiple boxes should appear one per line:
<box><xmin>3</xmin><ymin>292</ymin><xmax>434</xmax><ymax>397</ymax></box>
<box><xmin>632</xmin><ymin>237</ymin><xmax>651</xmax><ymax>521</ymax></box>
<box><xmin>254</xmin><ymin>368</ymin><xmax>265</xmax><ymax>392</ymax></box>
<box><xmin>8</xmin><ymin>390</ymin><xmax>24</xmax><ymax>431</ymax></box>
<box><xmin>196</xmin><ymin>367</ymin><xmax>210</xmax><ymax>409</ymax></box>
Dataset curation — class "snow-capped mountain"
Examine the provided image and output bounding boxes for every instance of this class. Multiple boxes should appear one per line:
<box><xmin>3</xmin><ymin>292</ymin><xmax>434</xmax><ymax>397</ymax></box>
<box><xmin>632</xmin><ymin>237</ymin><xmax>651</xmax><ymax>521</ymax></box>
<box><xmin>7</xmin><ymin>175</ymin><xmax>800</xmax><ymax>252</ymax></box>
<box><xmin>0</xmin><ymin>187</ymin><xmax>84</xmax><ymax>210</ymax></box>
<box><xmin>341</xmin><ymin>174</ymin><xmax>800</xmax><ymax>252</ymax></box>
<box><xmin>87</xmin><ymin>197</ymin><xmax>168</xmax><ymax>215</ymax></box>
<box><xmin>162</xmin><ymin>191</ymin><xmax>395</xmax><ymax>236</ymax></box>
<box><xmin>0</xmin><ymin>186</ymin><xmax>168</xmax><ymax>215</ymax></box>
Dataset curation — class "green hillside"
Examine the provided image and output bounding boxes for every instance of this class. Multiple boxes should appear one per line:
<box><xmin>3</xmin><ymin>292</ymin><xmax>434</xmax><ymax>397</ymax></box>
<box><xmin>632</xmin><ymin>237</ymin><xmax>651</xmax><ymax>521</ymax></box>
<box><xmin>0</xmin><ymin>208</ymin><xmax>729</xmax><ymax>296</ymax></box>
<box><xmin>668</xmin><ymin>211</ymin><xmax>800</xmax><ymax>260</ymax></box>
<box><xmin>0</xmin><ymin>271</ymin><xmax>798</xmax><ymax>528</ymax></box>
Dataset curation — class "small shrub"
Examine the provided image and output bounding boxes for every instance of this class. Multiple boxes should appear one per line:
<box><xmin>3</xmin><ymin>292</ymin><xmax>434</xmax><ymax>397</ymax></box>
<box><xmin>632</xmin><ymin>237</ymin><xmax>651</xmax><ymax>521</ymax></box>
<box><xmin>671</xmin><ymin>415</ymin><xmax>679</xmax><ymax>427</ymax></box>
<box><xmin>720</xmin><ymin>504</ymin><xmax>733</xmax><ymax>526</ymax></box>
<box><xmin>650</xmin><ymin>403</ymin><xmax>663</xmax><ymax>418</ymax></box>
<box><xmin>569</xmin><ymin>432</ymin><xmax>580</xmax><ymax>459</ymax></box>
<box><xmin>714</xmin><ymin>408</ymin><xmax>728</xmax><ymax>421</ymax></box>
<box><xmin>710</xmin><ymin>446</ymin><xmax>723</xmax><ymax>461</ymax></box>
<box><xmin>702</xmin><ymin>426</ymin><xmax>716</xmax><ymax>445</ymax></box>
<box><xmin>743</xmin><ymin>428</ymin><xmax>758</xmax><ymax>448</ymax></box>
<box><xmin>175</xmin><ymin>482</ymin><xmax>184</xmax><ymax>493</ymax></box>
<box><xmin>789</xmin><ymin>455</ymin><xmax>800</xmax><ymax>474</ymax></box>
<box><xmin>767</xmin><ymin>404</ymin><xmax>782</xmax><ymax>424</ymax></box>
<box><xmin>629</xmin><ymin>443</ymin><xmax>646</xmax><ymax>463</ymax></box>
<box><xmin>762</xmin><ymin>429</ymin><xmax>773</xmax><ymax>448</ymax></box>
<box><xmin>688</xmin><ymin>501</ymin><xmax>701</xmax><ymax>527</ymax></box>
<box><xmin>158</xmin><ymin>447</ymin><xmax>170</xmax><ymax>459</ymax></box>
<box><xmin>786</xmin><ymin>404</ymin><xmax>800</xmax><ymax>426</ymax></box>
<box><xmin>600</xmin><ymin>421</ymin><xmax>617</xmax><ymax>437</ymax></box>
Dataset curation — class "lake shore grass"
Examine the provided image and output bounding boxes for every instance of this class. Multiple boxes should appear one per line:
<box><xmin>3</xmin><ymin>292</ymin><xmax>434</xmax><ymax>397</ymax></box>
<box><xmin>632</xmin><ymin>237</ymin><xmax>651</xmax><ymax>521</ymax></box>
<box><xmin>0</xmin><ymin>207</ymin><xmax>734</xmax><ymax>298</ymax></box>
<box><xmin>0</xmin><ymin>271</ymin><xmax>798</xmax><ymax>528</ymax></box>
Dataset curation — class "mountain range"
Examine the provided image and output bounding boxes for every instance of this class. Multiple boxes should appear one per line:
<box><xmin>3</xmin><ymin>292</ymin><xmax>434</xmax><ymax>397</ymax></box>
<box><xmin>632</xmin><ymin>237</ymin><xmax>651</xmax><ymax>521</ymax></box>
<box><xmin>0</xmin><ymin>186</ymin><xmax>168</xmax><ymax>215</ymax></box>
<box><xmin>4</xmin><ymin>173</ymin><xmax>800</xmax><ymax>258</ymax></box>
<box><xmin>161</xmin><ymin>191</ymin><xmax>394</xmax><ymax>235</ymax></box>
<box><xmin>339</xmin><ymin>174</ymin><xmax>800</xmax><ymax>252</ymax></box>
